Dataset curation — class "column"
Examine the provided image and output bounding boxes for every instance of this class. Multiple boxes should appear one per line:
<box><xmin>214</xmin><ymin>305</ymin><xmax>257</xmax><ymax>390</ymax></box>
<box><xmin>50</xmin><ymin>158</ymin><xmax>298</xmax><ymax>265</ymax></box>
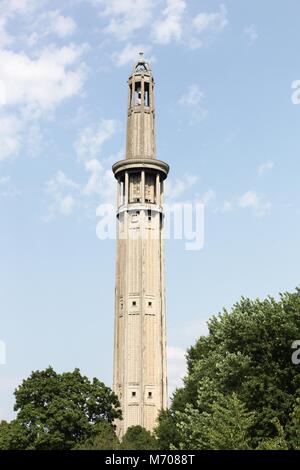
<box><xmin>141</xmin><ymin>170</ymin><xmax>145</xmax><ymax>204</ymax></box>
<box><xmin>125</xmin><ymin>172</ymin><xmax>129</xmax><ymax>205</ymax></box>
<box><xmin>132</xmin><ymin>76</ymin><xmax>135</xmax><ymax>107</ymax></box>
<box><xmin>156</xmin><ymin>174</ymin><xmax>160</xmax><ymax>205</ymax></box>
<box><xmin>117</xmin><ymin>177</ymin><xmax>120</xmax><ymax>207</ymax></box>
<box><xmin>141</xmin><ymin>78</ymin><xmax>145</xmax><ymax>157</ymax></box>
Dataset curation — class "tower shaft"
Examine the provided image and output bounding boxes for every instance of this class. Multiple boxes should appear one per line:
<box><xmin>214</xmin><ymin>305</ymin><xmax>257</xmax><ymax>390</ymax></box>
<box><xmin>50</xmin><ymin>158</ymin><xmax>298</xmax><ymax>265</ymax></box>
<box><xmin>112</xmin><ymin>55</ymin><xmax>169</xmax><ymax>436</ymax></box>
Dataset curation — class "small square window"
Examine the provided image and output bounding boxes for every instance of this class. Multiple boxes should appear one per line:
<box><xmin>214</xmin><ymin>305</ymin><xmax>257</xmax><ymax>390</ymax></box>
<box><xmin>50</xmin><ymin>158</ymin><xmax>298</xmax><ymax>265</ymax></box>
<box><xmin>132</xmin><ymin>391</ymin><xmax>136</xmax><ymax>397</ymax></box>
<box><xmin>132</xmin><ymin>301</ymin><xmax>137</xmax><ymax>307</ymax></box>
<box><xmin>148</xmin><ymin>392</ymin><xmax>152</xmax><ymax>398</ymax></box>
<box><xmin>148</xmin><ymin>302</ymin><xmax>152</xmax><ymax>307</ymax></box>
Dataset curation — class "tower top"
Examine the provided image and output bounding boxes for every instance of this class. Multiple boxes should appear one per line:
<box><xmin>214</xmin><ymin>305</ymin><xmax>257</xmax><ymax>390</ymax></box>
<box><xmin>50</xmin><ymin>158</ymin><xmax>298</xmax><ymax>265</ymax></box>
<box><xmin>132</xmin><ymin>52</ymin><xmax>151</xmax><ymax>75</ymax></box>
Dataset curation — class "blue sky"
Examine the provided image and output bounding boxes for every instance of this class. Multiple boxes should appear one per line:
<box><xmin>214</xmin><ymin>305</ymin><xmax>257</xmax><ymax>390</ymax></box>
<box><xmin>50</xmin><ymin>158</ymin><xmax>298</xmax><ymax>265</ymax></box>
<box><xmin>1</xmin><ymin>0</ymin><xmax>300</xmax><ymax>421</ymax></box>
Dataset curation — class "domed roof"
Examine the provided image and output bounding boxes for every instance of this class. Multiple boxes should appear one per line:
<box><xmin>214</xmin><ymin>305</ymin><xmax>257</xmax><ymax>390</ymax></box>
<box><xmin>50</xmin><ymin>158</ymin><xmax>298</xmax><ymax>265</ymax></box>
<box><xmin>132</xmin><ymin>52</ymin><xmax>151</xmax><ymax>75</ymax></box>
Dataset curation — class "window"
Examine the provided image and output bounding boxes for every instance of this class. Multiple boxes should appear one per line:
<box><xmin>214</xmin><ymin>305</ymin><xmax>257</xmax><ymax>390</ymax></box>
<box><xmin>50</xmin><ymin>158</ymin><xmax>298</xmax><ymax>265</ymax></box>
<box><xmin>145</xmin><ymin>174</ymin><xmax>155</xmax><ymax>203</ymax></box>
<box><xmin>132</xmin><ymin>301</ymin><xmax>137</xmax><ymax>307</ymax></box>
<box><xmin>134</xmin><ymin>82</ymin><xmax>142</xmax><ymax>105</ymax></box>
<box><xmin>129</xmin><ymin>84</ymin><xmax>133</xmax><ymax>107</ymax></box>
<box><xmin>131</xmin><ymin>211</ymin><xmax>140</xmax><ymax>222</ymax></box>
<box><xmin>148</xmin><ymin>392</ymin><xmax>152</xmax><ymax>398</ymax></box>
<box><xmin>130</xmin><ymin>173</ymin><xmax>141</xmax><ymax>203</ymax></box>
<box><xmin>144</xmin><ymin>82</ymin><xmax>150</xmax><ymax>106</ymax></box>
<box><xmin>148</xmin><ymin>302</ymin><xmax>152</xmax><ymax>307</ymax></box>
<box><xmin>132</xmin><ymin>391</ymin><xmax>136</xmax><ymax>397</ymax></box>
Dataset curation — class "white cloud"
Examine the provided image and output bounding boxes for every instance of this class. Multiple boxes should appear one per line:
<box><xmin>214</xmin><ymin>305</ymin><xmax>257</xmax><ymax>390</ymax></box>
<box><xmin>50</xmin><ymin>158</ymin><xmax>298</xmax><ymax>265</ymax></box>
<box><xmin>96</xmin><ymin>0</ymin><xmax>156</xmax><ymax>40</ymax></box>
<box><xmin>48</xmin><ymin>170</ymin><xmax>80</xmax><ymax>191</ymax></box>
<box><xmin>83</xmin><ymin>158</ymin><xmax>103</xmax><ymax>195</ymax></box>
<box><xmin>221</xmin><ymin>200</ymin><xmax>233</xmax><ymax>213</ymax></box>
<box><xmin>0</xmin><ymin>43</ymin><xmax>86</xmax><ymax>162</ymax></box>
<box><xmin>26</xmin><ymin>124</ymin><xmax>43</xmax><ymax>157</ymax></box>
<box><xmin>43</xmin><ymin>159</ymin><xmax>117</xmax><ymax>221</ymax></box>
<box><xmin>238</xmin><ymin>191</ymin><xmax>271</xmax><ymax>217</ymax></box>
<box><xmin>84</xmin><ymin>158</ymin><xmax>116</xmax><ymax>206</ymax></box>
<box><xmin>74</xmin><ymin>119</ymin><xmax>118</xmax><ymax>161</ymax></box>
<box><xmin>88</xmin><ymin>0</ymin><xmax>228</xmax><ymax>50</ymax></box>
<box><xmin>152</xmin><ymin>0</ymin><xmax>186</xmax><ymax>45</ymax></box>
<box><xmin>178</xmin><ymin>84</ymin><xmax>208</xmax><ymax>120</ymax></box>
<box><xmin>0</xmin><ymin>0</ymin><xmax>37</xmax><ymax>16</ymax></box>
<box><xmin>113</xmin><ymin>43</ymin><xmax>152</xmax><ymax>67</ymax></box>
<box><xmin>32</xmin><ymin>10</ymin><xmax>77</xmax><ymax>40</ymax></box>
<box><xmin>0</xmin><ymin>44</ymin><xmax>86</xmax><ymax>114</ymax></box>
<box><xmin>198</xmin><ymin>189</ymin><xmax>216</xmax><ymax>205</ymax></box>
<box><xmin>0</xmin><ymin>17</ymin><xmax>13</xmax><ymax>48</ymax></box>
<box><xmin>166</xmin><ymin>173</ymin><xmax>199</xmax><ymax>201</ymax></box>
<box><xmin>0</xmin><ymin>174</ymin><xmax>19</xmax><ymax>197</ymax></box>
<box><xmin>48</xmin><ymin>12</ymin><xmax>77</xmax><ymax>38</ymax></box>
<box><xmin>44</xmin><ymin>125</ymin><xmax>119</xmax><ymax>221</ymax></box>
<box><xmin>179</xmin><ymin>84</ymin><xmax>204</xmax><ymax>107</ymax></box>
<box><xmin>0</xmin><ymin>176</ymin><xmax>10</xmax><ymax>185</ymax></box>
<box><xmin>60</xmin><ymin>194</ymin><xmax>75</xmax><ymax>215</ymax></box>
<box><xmin>244</xmin><ymin>24</ymin><xmax>258</xmax><ymax>45</ymax></box>
<box><xmin>0</xmin><ymin>115</ymin><xmax>22</xmax><ymax>161</ymax></box>
<box><xmin>193</xmin><ymin>4</ymin><xmax>228</xmax><ymax>34</ymax></box>
<box><xmin>43</xmin><ymin>170</ymin><xmax>80</xmax><ymax>221</ymax></box>
<box><xmin>258</xmin><ymin>160</ymin><xmax>274</xmax><ymax>176</ymax></box>
<box><xmin>0</xmin><ymin>0</ymin><xmax>45</xmax><ymax>42</ymax></box>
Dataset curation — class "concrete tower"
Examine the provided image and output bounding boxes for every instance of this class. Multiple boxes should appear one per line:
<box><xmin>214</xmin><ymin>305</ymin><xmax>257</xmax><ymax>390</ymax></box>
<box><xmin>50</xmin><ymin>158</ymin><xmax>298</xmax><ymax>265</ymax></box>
<box><xmin>112</xmin><ymin>54</ymin><xmax>169</xmax><ymax>436</ymax></box>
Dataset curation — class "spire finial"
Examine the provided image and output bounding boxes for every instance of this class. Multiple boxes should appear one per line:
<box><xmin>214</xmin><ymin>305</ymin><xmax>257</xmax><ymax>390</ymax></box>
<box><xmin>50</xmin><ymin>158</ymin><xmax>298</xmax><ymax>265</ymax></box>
<box><xmin>132</xmin><ymin>51</ymin><xmax>151</xmax><ymax>74</ymax></box>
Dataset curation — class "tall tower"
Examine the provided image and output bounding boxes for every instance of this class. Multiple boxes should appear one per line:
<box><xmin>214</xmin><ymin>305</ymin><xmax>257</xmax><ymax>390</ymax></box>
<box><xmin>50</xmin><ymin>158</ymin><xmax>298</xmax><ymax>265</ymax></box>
<box><xmin>112</xmin><ymin>54</ymin><xmax>169</xmax><ymax>436</ymax></box>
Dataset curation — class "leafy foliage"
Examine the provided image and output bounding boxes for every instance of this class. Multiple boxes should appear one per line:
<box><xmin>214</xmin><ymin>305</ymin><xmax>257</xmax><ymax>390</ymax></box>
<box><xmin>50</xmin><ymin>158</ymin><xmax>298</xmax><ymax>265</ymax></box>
<box><xmin>0</xmin><ymin>367</ymin><xmax>121</xmax><ymax>450</ymax></box>
<box><xmin>74</xmin><ymin>422</ymin><xmax>120</xmax><ymax>450</ymax></box>
<box><xmin>155</xmin><ymin>409</ymin><xmax>180</xmax><ymax>450</ymax></box>
<box><xmin>120</xmin><ymin>426</ymin><xmax>158</xmax><ymax>450</ymax></box>
<box><xmin>175</xmin><ymin>393</ymin><xmax>256</xmax><ymax>450</ymax></box>
<box><xmin>156</xmin><ymin>289</ymin><xmax>300</xmax><ymax>449</ymax></box>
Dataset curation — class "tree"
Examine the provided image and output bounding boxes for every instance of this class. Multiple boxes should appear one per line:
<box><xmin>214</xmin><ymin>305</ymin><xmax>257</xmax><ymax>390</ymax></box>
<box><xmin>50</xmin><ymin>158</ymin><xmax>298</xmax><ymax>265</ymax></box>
<box><xmin>175</xmin><ymin>393</ymin><xmax>256</xmax><ymax>450</ymax></box>
<box><xmin>120</xmin><ymin>426</ymin><xmax>158</xmax><ymax>450</ymax></box>
<box><xmin>74</xmin><ymin>422</ymin><xmax>120</xmax><ymax>450</ymax></box>
<box><xmin>256</xmin><ymin>420</ymin><xmax>288</xmax><ymax>450</ymax></box>
<box><xmin>155</xmin><ymin>409</ymin><xmax>180</xmax><ymax>450</ymax></box>
<box><xmin>2</xmin><ymin>367</ymin><xmax>121</xmax><ymax>450</ymax></box>
<box><xmin>156</xmin><ymin>288</ymin><xmax>300</xmax><ymax>449</ymax></box>
<box><xmin>285</xmin><ymin>397</ymin><xmax>300</xmax><ymax>449</ymax></box>
<box><xmin>0</xmin><ymin>421</ymin><xmax>9</xmax><ymax>450</ymax></box>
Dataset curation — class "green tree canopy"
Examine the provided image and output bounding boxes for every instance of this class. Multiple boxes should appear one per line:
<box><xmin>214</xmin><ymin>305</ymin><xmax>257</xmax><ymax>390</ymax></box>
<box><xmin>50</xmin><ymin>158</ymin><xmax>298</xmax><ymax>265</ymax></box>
<box><xmin>156</xmin><ymin>289</ymin><xmax>300</xmax><ymax>449</ymax></box>
<box><xmin>74</xmin><ymin>421</ymin><xmax>120</xmax><ymax>450</ymax></box>
<box><xmin>120</xmin><ymin>426</ymin><xmax>158</xmax><ymax>450</ymax></box>
<box><xmin>0</xmin><ymin>367</ymin><xmax>121</xmax><ymax>450</ymax></box>
<box><xmin>176</xmin><ymin>393</ymin><xmax>256</xmax><ymax>450</ymax></box>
